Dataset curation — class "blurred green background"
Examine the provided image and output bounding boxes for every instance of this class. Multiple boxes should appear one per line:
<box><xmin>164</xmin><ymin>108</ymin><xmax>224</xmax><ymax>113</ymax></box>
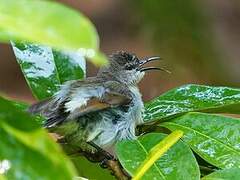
<box><xmin>0</xmin><ymin>0</ymin><xmax>239</xmax><ymax>102</ymax></box>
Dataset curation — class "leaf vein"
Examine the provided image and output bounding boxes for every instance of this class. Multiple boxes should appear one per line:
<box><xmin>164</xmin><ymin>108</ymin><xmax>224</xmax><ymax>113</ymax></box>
<box><xmin>164</xmin><ymin>122</ymin><xmax>240</xmax><ymax>155</ymax></box>
<box><xmin>136</xmin><ymin>140</ymin><xmax>166</xmax><ymax>179</ymax></box>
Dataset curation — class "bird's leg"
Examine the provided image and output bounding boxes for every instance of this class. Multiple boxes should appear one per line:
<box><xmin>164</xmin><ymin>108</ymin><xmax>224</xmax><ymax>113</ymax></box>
<box><xmin>87</xmin><ymin>141</ymin><xmax>115</xmax><ymax>168</ymax></box>
<box><xmin>88</xmin><ymin>142</ymin><xmax>130</xmax><ymax>180</ymax></box>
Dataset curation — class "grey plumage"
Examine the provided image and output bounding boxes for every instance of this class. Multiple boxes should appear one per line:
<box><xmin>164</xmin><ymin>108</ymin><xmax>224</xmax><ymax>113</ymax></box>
<box><xmin>28</xmin><ymin>51</ymin><xmax>161</xmax><ymax>153</ymax></box>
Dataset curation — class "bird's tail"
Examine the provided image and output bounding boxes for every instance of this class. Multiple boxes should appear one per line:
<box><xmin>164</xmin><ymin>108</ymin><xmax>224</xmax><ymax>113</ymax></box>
<box><xmin>28</xmin><ymin>98</ymin><xmax>52</xmax><ymax>115</ymax></box>
<box><xmin>28</xmin><ymin>98</ymin><xmax>69</xmax><ymax>128</ymax></box>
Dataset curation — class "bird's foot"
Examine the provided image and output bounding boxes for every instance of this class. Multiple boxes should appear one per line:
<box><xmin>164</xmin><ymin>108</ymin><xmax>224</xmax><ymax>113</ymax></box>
<box><xmin>87</xmin><ymin>142</ymin><xmax>116</xmax><ymax>168</ymax></box>
<box><xmin>99</xmin><ymin>154</ymin><xmax>117</xmax><ymax>169</ymax></box>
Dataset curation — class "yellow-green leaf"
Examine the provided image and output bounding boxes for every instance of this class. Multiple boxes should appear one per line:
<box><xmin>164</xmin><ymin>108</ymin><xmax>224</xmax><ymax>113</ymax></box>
<box><xmin>0</xmin><ymin>96</ymin><xmax>77</xmax><ymax>179</ymax></box>
<box><xmin>133</xmin><ymin>130</ymin><xmax>183</xmax><ymax>180</ymax></box>
<box><xmin>161</xmin><ymin>112</ymin><xmax>240</xmax><ymax>169</ymax></box>
<box><xmin>116</xmin><ymin>133</ymin><xmax>200</xmax><ymax>180</ymax></box>
<box><xmin>0</xmin><ymin>0</ymin><xmax>107</xmax><ymax>65</ymax></box>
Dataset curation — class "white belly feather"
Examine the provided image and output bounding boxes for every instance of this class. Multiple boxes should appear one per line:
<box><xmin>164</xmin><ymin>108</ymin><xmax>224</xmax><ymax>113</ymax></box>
<box><xmin>92</xmin><ymin>86</ymin><xmax>144</xmax><ymax>148</ymax></box>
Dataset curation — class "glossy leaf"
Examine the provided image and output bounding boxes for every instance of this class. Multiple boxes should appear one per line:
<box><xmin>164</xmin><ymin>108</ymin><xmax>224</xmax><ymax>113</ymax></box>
<box><xmin>72</xmin><ymin>156</ymin><xmax>114</xmax><ymax>180</ymax></box>
<box><xmin>160</xmin><ymin>112</ymin><xmax>240</xmax><ymax>169</ymax></box>
<box><xmin>12</xmin><ymin>42</ymin><xmax>60</xmax><ymax>99</ymax></box>
<box><xmin>0</xmin><ymin>0</ymin><xmax>108</xmax><ymax>65</ymax></box>
<box><xmin>4</xmin><ymin>97</ymin><xmax>46</xmax><ymax>126</ymax></box>
<box><xmin>52</xmin><ymin>50</ymin><xmax>85</xmax><ymax>83</ymax></box>
<box><xmin>0</xmin><ymin>96</ymin><xmax>77</xmax><ymax>179</ymax></box>
<box><xmin>12</xmin><ymin>42</ymin><xmax>85</xmax><ymax>100</ymax></box>
<box><xmin>116</xmin><ymin>133</ymin><xmax>200</xmax><ymax>180</ymax></box>
<box><xmin>133</xmin><ymin>130</ymin><xmax>183</xmax><ymax>180</ymax></box>
<box><xmin>0</xmin><ymin>0</ymin><xmax>107</xmax><ymax>65</ymax></box>
<box><xmin>144</xmin><ymin>84</ymin><xmax>240</xmax><ymax>122</ymax></box>
<box><xmin>202</xmin><ymin>168</ymin><xmax>240</xmax><ymax>180</ymax></box>
<box><xmin>10</xmin><ymin>100</ymin><xmax>28</xmax><ymax>111</ymax></box>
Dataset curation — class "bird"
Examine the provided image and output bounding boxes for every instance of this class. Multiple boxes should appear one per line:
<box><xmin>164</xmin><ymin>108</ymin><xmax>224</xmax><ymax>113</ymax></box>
<box><xmin>28</xmin><ymin>51</ymin><xmax>167</xmax><ymax>160</ymax></box>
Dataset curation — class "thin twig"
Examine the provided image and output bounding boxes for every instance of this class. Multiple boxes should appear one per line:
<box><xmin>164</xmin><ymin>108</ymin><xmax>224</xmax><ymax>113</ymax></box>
<box><xmin>106</xmin><ymin>159</ymin><xmax>130</xmax><ymax>180</ymax></box>
<box><xmin>66</xmin><ymin>146</ymin><xmax>130</xmax><ymax>180</ymax></box>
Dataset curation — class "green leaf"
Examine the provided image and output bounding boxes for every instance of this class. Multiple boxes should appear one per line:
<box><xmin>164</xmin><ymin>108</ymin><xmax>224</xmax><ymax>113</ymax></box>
<box><xmin>9</xmin><ymin>99</ymin><xmax>29</xmax><ymax>111</ymax></box>
<box><xmin>132</xmin><ymin>130</ymin><xmax>183</xmax><ymax>180</ymax></box>
<box><xmin>87</xmin><ymin>51</ymin><xmax>108</xmax><ymax>66</ymax></box>
<box><xmin>12</xmin><ymin>42</ymin><xmax>61</xmax><ymax>99</ymax></box>
<box><xmin>72</xmin><ymin>156</ymin><xmax>115</xmax><ymax>180</ymax></box>
<box><xmin>144</xmin><ymin>84</ymin><xmax>240</xmax><ymax>122</ymax></box>
<box><xmin>11</xmin><ymin>42</ymin><xmax>85</xmax><ymax>100</ymax></box>
<box><xmin>160</xmin><ymin>112</ymin><xmax>240</xmax><ymax>169</ymax></box>
<box><xmin>202</xmin><ymin>168</ymin><xmax>240</xmax><ymax>180</ymax></box>
<box><xmin>52</xmin><ymin>50</ymin><xmax>85</xmax><ymax>83</ymax></box>
<box><xmin>0</xmin><ymin>0</ymin><xmax>107</xmax><ymax>65</ymax></box>
<box><xmin>116</xmin><ymin>133</ymin><xmax>200</xmax><ymax>180</ymax></box>
<box><xmin>0</xmin><ymin>96</ymin><xmax>44</xmax><ymax>125</ymax></box>
<box><xmin>0</xmin><ymin>96</ymin><xmax>77</xmax><ymax>179</ymax></box>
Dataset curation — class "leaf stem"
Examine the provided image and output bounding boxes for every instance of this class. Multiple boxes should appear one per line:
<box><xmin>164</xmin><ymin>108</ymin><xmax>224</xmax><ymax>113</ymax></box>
<box><xmin>132</xmin><ymin>130</ymin><xmax>184</xmax><ymax>180</ymax></box>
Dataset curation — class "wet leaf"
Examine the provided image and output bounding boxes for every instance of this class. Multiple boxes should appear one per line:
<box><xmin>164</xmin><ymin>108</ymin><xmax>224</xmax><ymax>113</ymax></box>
<box><xmin>202</xmin><ymin>168</ymin><xmax>240</xmax><ymax>180</ymax></box>
<box><xmin>72</xmin><ymin>156</ymin><xmax>114</xmax><ymax>180</ymax></box>
<box><xmin>11</xmin><ymin>42</ymin><xmax>60</xmax><ymax>100</ymax></box>
<box><xmin>160</xmin><ymin>112</ymin><xmax>240</xmax><ymax>169</ymax></box>
<box><xmin>53</xmin><ymin>50</ymin><xmax>85</xmax><ymax>83</ymax></box>
<box><xmin>10</xmin><ymin>100</ymin><xmax>29</xmax><ymax>111</ymax></box>
<box><xmin>132</xmin><ymin>130</ymin><xmax>183</xmax><ymax>180</ymax></box>
<box><xmin>0</xmin><ymin>0</ymin><xmax>107</xmax><ymax>65</ymax></box>
<box><xmin>0</xmin><ymin>97</ymin><xmax>45</xmax><ymax>126</ymax></box>
<box><xmin>0</xmin><ymin>96</ymin><xmax>77</xmax><ymax>179</ymax></box>
<box><xmin>116</xmin><ymin>133</ymin><xmax>200</xmax><ymax>180</ymax></box>
<box><xmin>0</xmin><ymin>0</ymin><xmax>101</xmax><ymax>56</ymax></box>
<box><xmin>144</xmin><ymin>84</ymin><xmax>240</xmax><ymax>122</ymax></box>
<box><xmin>12</xmin><ymin>42</ymin><xmax>85</xmax><ymax>100</ymax></box>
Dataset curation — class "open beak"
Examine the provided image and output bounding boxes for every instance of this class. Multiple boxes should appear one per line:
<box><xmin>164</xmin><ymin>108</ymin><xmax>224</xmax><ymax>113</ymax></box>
<box><xmin>137</xmin><ymin>56</ymin><xmax>171</xmax><ymax>73</ymax></box>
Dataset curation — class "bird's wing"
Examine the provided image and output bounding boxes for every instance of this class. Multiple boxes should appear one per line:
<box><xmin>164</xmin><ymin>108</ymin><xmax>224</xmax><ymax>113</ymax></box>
<box><xmin>28</xmin><ymin>78</ymin><xmax>132</xmax><ymax>128</ymax></box>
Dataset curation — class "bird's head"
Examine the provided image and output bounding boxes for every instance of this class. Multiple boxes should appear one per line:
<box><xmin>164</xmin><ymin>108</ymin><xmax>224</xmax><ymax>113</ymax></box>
<box><xmin>98</xmin><ymin>51</ymin><xmax>169</xmax><ymax>85</ymax></box>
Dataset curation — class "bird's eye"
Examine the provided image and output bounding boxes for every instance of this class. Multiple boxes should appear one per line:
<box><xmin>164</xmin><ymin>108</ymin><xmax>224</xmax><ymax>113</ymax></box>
<box><xmin>125</xmin><ymin>64</ymin><xmax>135</xmax><ymax>70</ymax></box>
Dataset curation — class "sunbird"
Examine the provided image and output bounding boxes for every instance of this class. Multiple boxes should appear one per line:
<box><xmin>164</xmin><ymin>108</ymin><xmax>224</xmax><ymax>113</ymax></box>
<box><xmin>28</xmin><ymin>51</ymin><xmax>166</xmax><ymax>162</ymax></box>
